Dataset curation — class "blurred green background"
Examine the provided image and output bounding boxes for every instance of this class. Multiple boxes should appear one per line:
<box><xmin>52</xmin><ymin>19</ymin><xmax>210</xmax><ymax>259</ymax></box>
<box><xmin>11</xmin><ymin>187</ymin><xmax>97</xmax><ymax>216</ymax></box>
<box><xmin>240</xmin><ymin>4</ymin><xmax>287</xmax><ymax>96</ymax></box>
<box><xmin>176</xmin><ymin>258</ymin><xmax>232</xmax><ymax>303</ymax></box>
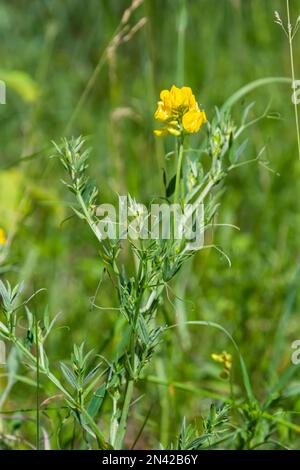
<box><xmin>1</xmin><ymin>0</ymin><xmax>300</xmax><ymax>448</ymax></box>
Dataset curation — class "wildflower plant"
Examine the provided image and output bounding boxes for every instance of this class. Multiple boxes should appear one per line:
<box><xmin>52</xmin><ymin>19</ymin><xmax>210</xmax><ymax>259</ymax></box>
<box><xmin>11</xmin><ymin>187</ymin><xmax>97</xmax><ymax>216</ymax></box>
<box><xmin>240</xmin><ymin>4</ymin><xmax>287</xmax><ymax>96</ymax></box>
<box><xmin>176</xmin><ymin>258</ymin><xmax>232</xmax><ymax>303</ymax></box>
<box><xmin>0</xmin><ymin>82</ymin><xmax>292</xmax><ymax>450</ymax></box>
<box><xmin>174</xmin><ymin>404</ymin><xmax>231</xmax><ymax>450</ymax></box>
<box><xmin>49</xmin><ymin>84</ymin><xmax>259</xmax><ymax>448</ymax></box>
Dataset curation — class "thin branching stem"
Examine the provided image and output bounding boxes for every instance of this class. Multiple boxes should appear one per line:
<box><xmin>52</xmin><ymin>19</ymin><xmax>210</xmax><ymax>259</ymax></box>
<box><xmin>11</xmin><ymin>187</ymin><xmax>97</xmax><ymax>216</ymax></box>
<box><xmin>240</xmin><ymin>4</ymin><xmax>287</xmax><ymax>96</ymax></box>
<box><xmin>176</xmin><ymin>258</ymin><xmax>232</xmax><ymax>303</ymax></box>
<box><xmin>286</xmin><ymin>0</ymin><xmax>300</xmax><ymax>160</ymax></box>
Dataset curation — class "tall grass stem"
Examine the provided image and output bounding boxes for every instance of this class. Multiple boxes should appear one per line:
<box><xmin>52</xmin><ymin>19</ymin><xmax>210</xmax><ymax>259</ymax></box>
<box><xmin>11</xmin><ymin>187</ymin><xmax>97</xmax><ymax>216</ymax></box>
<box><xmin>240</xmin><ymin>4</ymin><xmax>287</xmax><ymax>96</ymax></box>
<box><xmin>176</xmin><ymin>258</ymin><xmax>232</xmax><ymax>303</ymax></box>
<box><xmin>286</xmin><ymin>0</ymin><xmax>300</xmax><ymax>160</ymax></box>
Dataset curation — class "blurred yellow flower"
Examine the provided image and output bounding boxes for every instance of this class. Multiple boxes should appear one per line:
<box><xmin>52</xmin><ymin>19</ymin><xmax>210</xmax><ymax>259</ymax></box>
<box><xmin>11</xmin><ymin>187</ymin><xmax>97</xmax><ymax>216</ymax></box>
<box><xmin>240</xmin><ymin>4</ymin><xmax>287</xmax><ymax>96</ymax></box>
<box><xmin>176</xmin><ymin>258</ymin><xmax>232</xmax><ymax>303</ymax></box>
<box><xmin>154</xmin><ymin>85</ymin><xmax>206</xmax><ymax>137</ymax></box>
<box><xmin>0</xmin><ymin>228</ymin><xmax>6</xmax><ymax>246</ymax></box>
<box><xmin>211</xmin><ymin>351</ymin><xmax>232</xmax><ymax>379</ymax></box>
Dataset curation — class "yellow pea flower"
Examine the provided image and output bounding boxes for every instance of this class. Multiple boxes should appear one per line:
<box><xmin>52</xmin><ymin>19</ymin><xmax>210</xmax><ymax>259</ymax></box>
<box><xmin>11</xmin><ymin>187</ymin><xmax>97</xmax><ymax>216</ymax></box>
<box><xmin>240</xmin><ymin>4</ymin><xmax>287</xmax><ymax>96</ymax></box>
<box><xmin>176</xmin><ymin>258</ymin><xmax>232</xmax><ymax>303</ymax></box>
<box><xmin>0</xmin><ymin>228</ymin><xmax>6</xmax><ymax>246</ymax></box>
<box><xmin>182</xmin><ymin>109</ymin><xmax>206</xmax><ymax>133</ymax></box>
<box><xmin>211</xmin><ymin>351</ymin><xmax>232</xmax><ymax>379</ymax></box>
<box><xmin>154</xmin><ymin>85</ymin><xmax>206</xmax><ymax>137</ymax></box>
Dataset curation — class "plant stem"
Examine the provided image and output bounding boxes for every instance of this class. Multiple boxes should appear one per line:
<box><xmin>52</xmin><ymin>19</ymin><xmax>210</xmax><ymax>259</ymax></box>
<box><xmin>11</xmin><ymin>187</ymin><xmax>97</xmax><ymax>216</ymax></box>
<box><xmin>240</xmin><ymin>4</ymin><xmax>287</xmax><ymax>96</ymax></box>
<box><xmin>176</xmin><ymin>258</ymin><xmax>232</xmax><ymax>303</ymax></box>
<box><xmin>174</xmin><ymin>139</ymin><xmax>184</xmax><ymax>207</ymax></box>
<box><xmin>114</xmin><ymin>290</ymin><xmax>143</xmax><ymax>449</ymax></box>
<box><xmin>76</xmin><ymin>192</ymin><xmax>102</xmax><ymax>242</ymax></box>
<box><xmin>287</xmin><ymin>0</ymin><xmax>300</xmax><ymax>160</ymax></box>
<box><xmin>155</xmin><ymin>358</ymin><xmax>170</xmax><ymax>446</ymax></box>
<box><xmin>176</xmin><ymin>0</ymin><xmax>187</xmax><ymax>86</ymax></box>
<box><xmin>35</xmin><ymin>311</ymin><xmax>40</xmax><ymax>450</ymax></box>
<box><xmin>115</xmin><ymin>378</ymin><xmax>134</xmax><ymax>449</ymax></box>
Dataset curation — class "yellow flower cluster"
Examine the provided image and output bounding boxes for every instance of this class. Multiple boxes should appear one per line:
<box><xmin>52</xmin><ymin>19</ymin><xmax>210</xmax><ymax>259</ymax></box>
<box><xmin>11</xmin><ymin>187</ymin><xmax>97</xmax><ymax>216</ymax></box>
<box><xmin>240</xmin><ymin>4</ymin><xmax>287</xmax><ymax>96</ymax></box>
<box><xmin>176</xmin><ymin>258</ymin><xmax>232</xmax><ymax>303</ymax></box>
<box><xmin>154</xmin><ymin>85</ymin><xmax>207</xmax><ymax>137</ymax></box>
<box><xmin>211</xmin><ymin>351</ymin><xmax>232</xmax><ymax>379</ymax></box>
<box><xmin>0</xmin><ymin>228</ymin><xmax>6</xmax><ymax>246</ymax></box>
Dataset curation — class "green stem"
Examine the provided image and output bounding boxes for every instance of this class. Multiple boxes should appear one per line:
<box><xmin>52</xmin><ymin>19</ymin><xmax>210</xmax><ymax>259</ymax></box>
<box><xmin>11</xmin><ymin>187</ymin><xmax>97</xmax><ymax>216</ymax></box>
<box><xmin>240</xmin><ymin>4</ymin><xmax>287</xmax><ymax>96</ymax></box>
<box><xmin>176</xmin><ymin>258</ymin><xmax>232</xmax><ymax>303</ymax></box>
<box><xmin>176</xmin><ymin>0</ymin><xmax>187</xmax><ymax>86</ymax></box>
<box><xmin>115</xmin><ymin>378</ymin><xmax>134</xmax><ymax>449</ymax></box>
<box><xmin>114</xmin><ymin>290</ymin><xmax>143</xmax><ymax>449</ymax></box>
<box><xmin>80</xmin><ymin>406</ymin><xmax>112</xmax><ymax>449</ymax></box>
<box><xmin>155</xmin><ymin>358</ymin><xmax>169</xmax><ymax>446</ymax></box>
<box><xmin>76</xmin><ymin>192</ymin><xmax>101</xmax><ymax>242</ymax></box>
<box><xmin>287</xmin><ymin>0</ymin><xmax>300</xmax><ymax>160</ymax></box>
<box><xmin>35</xmin><ymin>312</ymin><xmax>40</xmax><ymax>450</ymax></box>
<box><xmin>174</xmin><ymin>139</ymin><xmax>184</xmax><ymax>206</ymax></box>
<box><xmin>173</xmin><ymin>139</ymin><xmax>184</xmax><ymax>240</ymax></box>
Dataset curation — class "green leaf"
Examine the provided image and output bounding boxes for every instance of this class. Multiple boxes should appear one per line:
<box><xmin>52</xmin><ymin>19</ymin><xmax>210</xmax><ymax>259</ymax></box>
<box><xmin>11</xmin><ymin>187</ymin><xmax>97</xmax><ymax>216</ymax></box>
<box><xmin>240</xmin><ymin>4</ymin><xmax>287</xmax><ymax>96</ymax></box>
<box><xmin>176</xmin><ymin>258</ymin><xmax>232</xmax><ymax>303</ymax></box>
<box><xmin>71</xmin><ymin>206</ymin><xmax>85</xmax><ymax>220</ymax></box>
<box><xmin>137</xmin><ymin>316</ymin><xmax>149</xmax><ymax>346</ymax></box>
<box><xmin>83</xmin><ymin>363</ymin><xmax>102</xmax><ymax>387</ymax></box>
<box><xmin>221</xmin><ymin>77</ymin><xmax>291</xmax><ymax>112</ymax></box>
<box><xmin>166</xmin><ymin>174</ymin><xmax>176</xmax><ymax>198</ymax></box>
<box><xmin>87</xmin><ymin>383</ymin><xmax>106</xmax><ymax>418</ymax></box>
<box><xmin>162</xmin><ymin>168</ymin><xmax>167</xmax><ymax>190</ymax></box>
<box><xmin>263</xmin><ymin>365</ymin><xmax>299</xmax><ymax>409</ymax></box>
<box><xmin>0</xmin><ymin>280</ymin><xmax>10</xmax><ymax>310</ymax></box>
<box><xmin>0</xmin><ymin>69</ymin><xmax>40</xmax><ymax>103</ymax></box>
<box><xmin>114</xmin><ymin>324</ymin><xmax>132</xmax><ymax>362</ymax></box>
<box><xmin>231</xmin><ymin>138</ymin><xmax>248</xmax><ymax>164</ymax></box>
<box><xmin>60</xmin><ymin>363</ymin><xmax>77</xmax><ymax>390</ymax></box>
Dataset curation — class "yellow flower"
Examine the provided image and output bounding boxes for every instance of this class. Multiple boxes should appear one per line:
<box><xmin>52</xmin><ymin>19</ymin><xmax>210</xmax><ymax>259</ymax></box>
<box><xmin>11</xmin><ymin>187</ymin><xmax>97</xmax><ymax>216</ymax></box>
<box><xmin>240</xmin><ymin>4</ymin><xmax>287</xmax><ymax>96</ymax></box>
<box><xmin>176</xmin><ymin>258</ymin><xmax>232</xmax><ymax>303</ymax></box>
<box><xmin>0</xmin><ymin>228</ymin><xmax>6</xmax><ymax>246</ymax></box>
<box><xmin>154</xmin><ymin>85</ymin><xmax>206</xmax><ymax>137</ymax></box>
<box><xmin>211</xmin><ymin>351</ymin><xmax>232</xmax><ymax>379</ymax></box>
